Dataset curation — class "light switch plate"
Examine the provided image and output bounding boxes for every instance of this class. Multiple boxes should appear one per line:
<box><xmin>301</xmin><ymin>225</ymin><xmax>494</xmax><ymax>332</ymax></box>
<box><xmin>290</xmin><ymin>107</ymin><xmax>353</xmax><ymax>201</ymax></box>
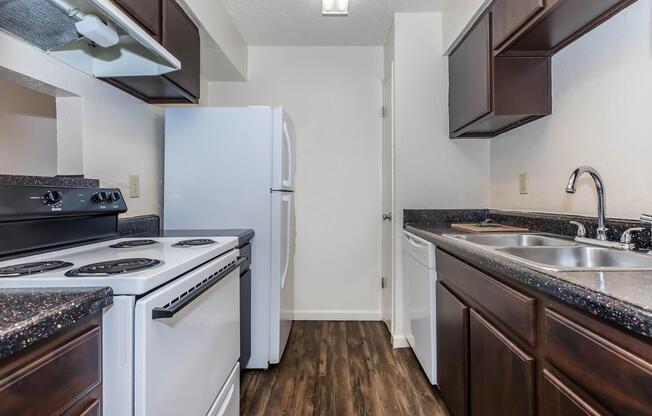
<box><xmin>519</xmin><ymin>173</ymin><xmax>529</xmax><ymax>194</ymax></box>
<box><xmin>129</xmin><ymin>175</ymin><xmax>140</xmax><ymax>198</ymax></box>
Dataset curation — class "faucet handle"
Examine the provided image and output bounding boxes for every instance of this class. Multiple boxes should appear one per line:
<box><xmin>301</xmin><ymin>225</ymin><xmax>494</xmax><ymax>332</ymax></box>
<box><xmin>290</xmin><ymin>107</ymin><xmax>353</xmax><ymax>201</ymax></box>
<box><xmin>620</xmin><ymin>227</ymin><xmax>645</xmax><ymax>245</ymax></box>
<box><xmin>569</xmin><ymin>221</ymin><xmax>586</xmax><ymax>238</ymax></box>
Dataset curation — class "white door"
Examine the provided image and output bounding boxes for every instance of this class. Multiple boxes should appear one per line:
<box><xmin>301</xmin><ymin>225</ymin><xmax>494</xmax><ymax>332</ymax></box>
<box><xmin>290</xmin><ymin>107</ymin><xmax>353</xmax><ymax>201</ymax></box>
<box><xmin>134</xmin><ymin>251</ymin><xmax>240</xmax><ymax>416</ymax></box>
<box><xmin>382</xmin><ymin>62</ymin><xmax>395</xmax><ymax>331</ymax></box>
<box><xmin>272</xmin><ymin>108</ymin><xmax>295</xmax><ymax>191</ymax></box>
<box><xmin>270</xmin><ymin>191</ymin><xmax>294</xmax><ymax>364</ymax></box>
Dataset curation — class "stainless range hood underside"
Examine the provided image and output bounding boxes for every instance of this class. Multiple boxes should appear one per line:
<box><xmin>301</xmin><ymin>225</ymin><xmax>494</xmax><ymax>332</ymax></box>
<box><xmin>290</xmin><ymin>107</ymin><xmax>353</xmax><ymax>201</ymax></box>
<box><xmin>0</xmin><ymin>0</ymin><xmax>79</xmax><ymax>50</ymax></box>
<box><xmin>0</xmin><ymin>0</ymin><xmax>180</xmax><ymax>77</ymax></box>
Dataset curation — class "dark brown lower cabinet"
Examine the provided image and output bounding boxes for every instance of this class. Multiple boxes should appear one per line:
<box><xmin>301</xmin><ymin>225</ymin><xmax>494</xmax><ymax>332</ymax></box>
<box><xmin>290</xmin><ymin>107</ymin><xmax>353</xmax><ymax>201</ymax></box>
<box><xmin>435</xmin><ymin>248</ymin><xmax>652</xmax><ymax>416</ymax></box>
<box><xmin>0</xmin><ymin>313</ymin><xmax>103</xmax><ymax>416</ymax></box>
<box><xmin>469</xmin><ymin>310</ymin><xmax>535</xmax><ymax>416</ymax></box>
<box><xmin>436</xmin><ymin>282</ymin><xmax>469</xmax><ymax>416</ymax></box>
<box><xmin>545</xmin><ymin>309</ymin><xmax>652</xmax><ymax>416</ymax></box>
<box><xmin>542</xmin><ymin>370</ymin><xmax>607</xmax><ymax>416</ymax></box>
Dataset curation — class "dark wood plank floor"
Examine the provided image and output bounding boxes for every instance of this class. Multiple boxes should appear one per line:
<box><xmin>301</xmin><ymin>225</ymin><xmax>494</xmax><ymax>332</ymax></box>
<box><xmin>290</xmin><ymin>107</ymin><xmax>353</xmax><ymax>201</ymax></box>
<box><xmin>241</xmin><ymin>321</ymin><xmax>450</xmax><ymax>416</ymax></box>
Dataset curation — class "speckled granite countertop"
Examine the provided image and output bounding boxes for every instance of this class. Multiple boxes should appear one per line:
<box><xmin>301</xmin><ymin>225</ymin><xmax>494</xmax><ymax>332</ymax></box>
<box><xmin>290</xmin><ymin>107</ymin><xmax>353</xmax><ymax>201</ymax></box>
<box><xmin>406</xmin><ymin>224</ymin><xmax>652</xmax><ymax>340</ymax></box>
<box><xmin>0</xmin><ymin>287</ymin><xmax>113</xmax><ymax>359</ymax></box>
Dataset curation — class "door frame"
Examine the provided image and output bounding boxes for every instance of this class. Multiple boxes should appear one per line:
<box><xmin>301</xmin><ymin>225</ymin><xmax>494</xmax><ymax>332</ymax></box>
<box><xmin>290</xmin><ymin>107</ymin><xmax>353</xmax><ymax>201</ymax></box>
<box><xmin>381</xmin><ymin>61</ymin><xmax>396</xmax><ymax>337</ymax></box>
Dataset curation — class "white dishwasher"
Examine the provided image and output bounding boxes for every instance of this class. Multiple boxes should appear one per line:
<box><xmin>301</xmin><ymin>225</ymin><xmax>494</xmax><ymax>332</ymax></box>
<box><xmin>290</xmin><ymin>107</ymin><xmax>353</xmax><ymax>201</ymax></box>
<box><xmin>402</xmin><ymin>230</ymin><xmax>437</xmax><ymax>384</ymax></box>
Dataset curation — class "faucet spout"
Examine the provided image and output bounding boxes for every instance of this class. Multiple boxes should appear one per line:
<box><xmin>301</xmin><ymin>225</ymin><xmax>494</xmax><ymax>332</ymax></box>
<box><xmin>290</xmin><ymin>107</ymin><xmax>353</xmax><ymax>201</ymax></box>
<box><xmin>565</xmin><ymin>166</ymin><xmax>607</xmax><ymax>240</ymax></box>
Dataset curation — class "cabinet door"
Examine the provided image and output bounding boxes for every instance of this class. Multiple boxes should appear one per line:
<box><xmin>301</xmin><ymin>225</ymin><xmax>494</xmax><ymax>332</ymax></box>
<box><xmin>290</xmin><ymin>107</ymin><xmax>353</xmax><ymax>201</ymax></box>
<box><xmin>449</xmin><ymin>13</ymin><xmax>492</xmax><ymax>133</ymax></box>
<box><xmin>113</xmin><ymin>0</ymin><xmax>160</xmax><ymax>38</ymax></box>
<box><xmin>470</xmin><ymin>310</ymin><xmax>535</xmax><ymax>416</ymax></box>
<box><xmin>162</xmin><ymin>0</ymin><xmax>200</xmax><ymax>99</ymax></box>
<box><xmin>491</xmin><ymin>0</ymin><xmax>544</xmax><ymax>48</ymax></box>
<box><xmin>542</xmin><ymin>370</ymin><xmax>607</xmax><ymax>416</ymax></box>
<box><xmin>436</xmin><ymin>282</ymin><xmax>469</xmax><ymax>416</ymax></box>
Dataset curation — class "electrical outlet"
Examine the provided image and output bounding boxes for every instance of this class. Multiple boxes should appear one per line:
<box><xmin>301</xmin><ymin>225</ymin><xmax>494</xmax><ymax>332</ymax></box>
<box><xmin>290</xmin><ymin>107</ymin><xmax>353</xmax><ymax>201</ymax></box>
<box><xmin>519</xmin><ymin>173</ymin><xmax>529</xmax><ymax>195</ymax></box>
<box><xmin>129</xmin><ymin>175</ymin><xmax>140</xmax><ymax>198</ymax></box>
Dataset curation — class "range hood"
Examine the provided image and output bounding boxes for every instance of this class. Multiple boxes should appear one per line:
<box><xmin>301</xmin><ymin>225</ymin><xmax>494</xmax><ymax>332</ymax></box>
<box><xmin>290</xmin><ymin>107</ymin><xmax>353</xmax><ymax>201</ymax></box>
<box><xmin>0</xmin><ymin>0</ymin><xmax>180</xmax><ymax>77</ymax></box>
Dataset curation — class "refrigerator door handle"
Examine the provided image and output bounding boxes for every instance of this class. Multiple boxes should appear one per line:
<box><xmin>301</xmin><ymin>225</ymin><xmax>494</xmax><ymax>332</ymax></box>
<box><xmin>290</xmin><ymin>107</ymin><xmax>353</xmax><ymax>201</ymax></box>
<box><xmin>282</xmin><ymin>122</ymin><xmax>293</xmax><ymax>189</ymax></box>
<box><xmin>281</xmin><ymin>194</ymin><xmax>292</xmax><ymax>289</ymax></box>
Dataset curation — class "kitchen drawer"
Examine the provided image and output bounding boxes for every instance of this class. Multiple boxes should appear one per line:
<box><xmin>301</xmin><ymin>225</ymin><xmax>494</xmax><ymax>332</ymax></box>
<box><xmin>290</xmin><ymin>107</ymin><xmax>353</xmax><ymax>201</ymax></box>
<box><xmin>437</xmin><ymin>249</ymin><xmax>536</xmax><ymax>346</ymax></box>
<box><xmin>239</xmin><ymin>243</ymin><xmax>252</xmax><ymax>275</ymax></box>
<box><xmin>542</xmin><ymin>369</ymin><xmax>611</xmax><ymax>416</ymax></box>
<box><xmin>545</xmin><ymin>309</ymin><xmax>652</xmax><ymax>416</ymax></box>
<box><xmin>0</xmin><ymin>324</ymin><xmax>102</xmax><ymax>415</ymax></box>
<box><xmin>207</xmin><ymin>363</ymin><xmax>240</xmax><ymax>416</ymax></box>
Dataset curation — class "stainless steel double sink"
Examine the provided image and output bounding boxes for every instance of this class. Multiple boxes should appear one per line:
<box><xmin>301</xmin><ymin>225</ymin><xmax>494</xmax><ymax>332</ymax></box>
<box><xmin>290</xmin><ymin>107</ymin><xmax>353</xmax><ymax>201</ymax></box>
<box><xmin>444</xmin><ymin>233</ymin><xmax>652</xmax><ymax>271</ymax></box>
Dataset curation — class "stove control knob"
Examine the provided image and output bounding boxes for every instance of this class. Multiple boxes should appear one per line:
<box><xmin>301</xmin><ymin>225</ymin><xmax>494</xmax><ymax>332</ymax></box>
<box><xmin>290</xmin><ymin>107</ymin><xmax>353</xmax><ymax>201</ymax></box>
<box><xmin>93</xmin><ymin>191</ymin><xmax>109</xmax><ymax>203</ymax></box>
<box><xmin>43</xmin><ymin>191</ymin><xmax>63</xmax><ymax>205</ymax></box>
<box><xmin>108</xmin><ymin>191</ymin><xmax>122</xmax><ymax>202</ymax></box>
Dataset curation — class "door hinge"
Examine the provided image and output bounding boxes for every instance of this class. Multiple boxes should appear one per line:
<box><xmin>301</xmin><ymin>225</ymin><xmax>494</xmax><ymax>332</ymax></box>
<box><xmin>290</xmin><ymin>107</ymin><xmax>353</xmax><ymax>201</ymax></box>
<box><xmin>381</xmin><ymin>277</ymin><xmax>386</xmax><ymax>289</ymax></box>
<box><xmin>382</xmin><ymin>106</ymin><xmax>387</xmax><ymax>118</ymax></box>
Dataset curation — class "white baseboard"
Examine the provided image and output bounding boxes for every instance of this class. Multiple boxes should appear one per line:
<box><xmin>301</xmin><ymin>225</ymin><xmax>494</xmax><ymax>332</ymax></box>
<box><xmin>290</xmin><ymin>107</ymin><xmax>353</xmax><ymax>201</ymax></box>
<box><xmin>293</xmin><ymin>310</ymin><xmax>382</xmax><ymax>321</ymax></box>
<box><xmin>392</xmin><ymin>334</ymin><xmax>410</xmax><ymax>349</ymax></box>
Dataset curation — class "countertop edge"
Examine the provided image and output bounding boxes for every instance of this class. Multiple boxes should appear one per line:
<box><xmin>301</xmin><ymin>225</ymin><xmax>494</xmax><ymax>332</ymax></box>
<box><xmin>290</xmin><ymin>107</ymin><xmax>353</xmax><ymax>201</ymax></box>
<box><xmin>0</xmin><ymin>287</ymin><xmax>113</xmax><ymax>360</ymax></box>
<box><xmin>405</xmin><ymin>225</ymin><xmax>652</xmax><ymax>340</ymax></box>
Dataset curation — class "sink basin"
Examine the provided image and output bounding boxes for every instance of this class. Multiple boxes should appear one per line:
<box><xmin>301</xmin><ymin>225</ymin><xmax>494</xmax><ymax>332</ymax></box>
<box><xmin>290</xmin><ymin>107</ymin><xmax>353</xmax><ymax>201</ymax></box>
<box><xmin>446</xmin><ymin>233</ymin><xmax>576</xmax><ymax>247</ymax></box>
<box><xmin>496</xmin><ymin>246</ymin><xmax>652</xmax><ymax>271</ymax></box>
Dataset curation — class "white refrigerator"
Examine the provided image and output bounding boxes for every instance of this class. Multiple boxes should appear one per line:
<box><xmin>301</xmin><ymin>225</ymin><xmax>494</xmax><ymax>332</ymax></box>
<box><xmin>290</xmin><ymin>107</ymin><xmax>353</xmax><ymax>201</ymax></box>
<box><xmin>164</xmin><ymin>106</ymin><xmax>295</xmax><ymax>369</ymax></box>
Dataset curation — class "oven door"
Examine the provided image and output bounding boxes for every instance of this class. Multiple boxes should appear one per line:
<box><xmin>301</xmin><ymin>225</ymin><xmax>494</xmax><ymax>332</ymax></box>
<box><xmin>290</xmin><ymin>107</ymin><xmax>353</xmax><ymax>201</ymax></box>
<box><xmin>134</xmin><ymin>249</ymin><xmax>241</xmax><ymax>416</ymax></box>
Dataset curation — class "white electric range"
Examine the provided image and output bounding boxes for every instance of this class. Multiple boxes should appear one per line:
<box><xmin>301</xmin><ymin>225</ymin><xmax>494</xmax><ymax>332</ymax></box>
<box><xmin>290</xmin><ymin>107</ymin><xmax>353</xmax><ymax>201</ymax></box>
<box><xmin>0</xmin><ymin>185</ymin><xmax>243</xmax><ymax>416</ymax></box>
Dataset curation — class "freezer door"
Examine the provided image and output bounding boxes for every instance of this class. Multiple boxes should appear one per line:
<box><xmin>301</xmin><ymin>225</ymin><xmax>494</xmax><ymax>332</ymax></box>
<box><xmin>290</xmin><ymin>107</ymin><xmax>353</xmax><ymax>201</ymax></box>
<box><xmin>272</xmin><ymin>108</ymin><xmax>295</xmax><ymax>191</ymax></box>
<box><xmin>270</xmin><ymin>191</ymin><xmax>295</xmax><ymax>363</ymax></box>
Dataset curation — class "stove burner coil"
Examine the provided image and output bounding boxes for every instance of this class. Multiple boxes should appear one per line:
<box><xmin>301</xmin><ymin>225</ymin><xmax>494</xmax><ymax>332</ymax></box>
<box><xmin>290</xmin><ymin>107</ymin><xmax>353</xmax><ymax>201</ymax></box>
<box><xmin>172</xmin><ymin>239</ymin><xmax>216</xmax><ymax>248</ymax></box>
<box><xmin>65</xmin><ymin>258</ymin><xmax>162</xmax><ymax>277</ymax></box>
<box><xmin>109</xmin><ymin>240</ymin><xmax>158</xmax><ymax>249</ymax></box>
<box><xmin>0</xmin><ymin>261</ymin><xmax>74</xmax><ymax>277</ymax></box>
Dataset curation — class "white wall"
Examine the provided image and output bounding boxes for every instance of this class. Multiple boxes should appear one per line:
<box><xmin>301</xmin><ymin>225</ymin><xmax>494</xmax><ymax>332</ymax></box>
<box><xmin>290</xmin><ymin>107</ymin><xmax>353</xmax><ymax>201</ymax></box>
<box><xmin>0</xmin><ymin>32</ymin><xmax>164</xmax><ymax>217</ymax></box>
<box><xmin>179</xmin><ymin>0</ymin><xmax>248</xmax><ymax>81</ymax></box>
<box><xmin>392</xmin><ymin>13</ymin><xmax>491</xmax><ymax>339</ymax></box>
<box><xmin>206</xmin><ymin>47</ymin><xmax>384</xmax><ymax>320</ymax></box>
<box><xmin>491</xmin><ymin>0</ymin><xmax>652</xmax><ymax>220</ymax></box>
<box><xmin>0</xmin><ymin>79</ymin><xmax>57</xmax><ymax>176</ymax></box>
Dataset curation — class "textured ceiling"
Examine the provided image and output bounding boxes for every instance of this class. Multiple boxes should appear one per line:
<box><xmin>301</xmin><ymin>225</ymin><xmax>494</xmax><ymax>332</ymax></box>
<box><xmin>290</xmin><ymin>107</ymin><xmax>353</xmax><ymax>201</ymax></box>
<box><xmin>221</xmin><ymin>0</ymin><xmax>450</xmax><ymax>46</ymax></box>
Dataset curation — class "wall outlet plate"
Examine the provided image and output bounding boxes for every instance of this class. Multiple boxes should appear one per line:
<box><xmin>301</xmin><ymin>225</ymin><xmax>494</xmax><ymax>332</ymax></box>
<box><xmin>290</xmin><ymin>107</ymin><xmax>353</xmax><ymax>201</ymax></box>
<box><xmin>519</xmin><ymin>173</ymin><xmax>529</xmax><ymax>194</ymax></box>
<box><xmin>129</xmin><ymin>175</ymin><xmax>140</xmax><ymax>198</ymax></box>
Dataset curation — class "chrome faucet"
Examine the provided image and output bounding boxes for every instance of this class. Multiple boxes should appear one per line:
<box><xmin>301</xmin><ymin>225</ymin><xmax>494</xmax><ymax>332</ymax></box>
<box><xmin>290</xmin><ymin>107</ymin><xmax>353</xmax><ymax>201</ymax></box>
<box><xmin>565</xmin><ymin>166</ymin><xmax>608</xmax><ymax>240</ymax></box>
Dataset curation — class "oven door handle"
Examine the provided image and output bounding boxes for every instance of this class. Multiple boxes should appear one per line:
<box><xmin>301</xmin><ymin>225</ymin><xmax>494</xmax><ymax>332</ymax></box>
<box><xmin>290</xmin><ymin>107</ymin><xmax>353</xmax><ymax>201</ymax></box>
<box><xmin>152</xmin><ymin>256</ymin><xmax>247</xmax><ymax>320</ymax></box>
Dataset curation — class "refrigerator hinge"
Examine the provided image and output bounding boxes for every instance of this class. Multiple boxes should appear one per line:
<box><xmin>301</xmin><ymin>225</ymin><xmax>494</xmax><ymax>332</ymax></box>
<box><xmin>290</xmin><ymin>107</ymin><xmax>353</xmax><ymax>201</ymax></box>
<box><xmin>381</xmin><ymin>106</ymin><xmax>387</xmax><ymax>118</ymax></box>
<box><xmin>381</xmin><ymin>277</ymin><xmax>386</xmax><ymax>289</ymax></box>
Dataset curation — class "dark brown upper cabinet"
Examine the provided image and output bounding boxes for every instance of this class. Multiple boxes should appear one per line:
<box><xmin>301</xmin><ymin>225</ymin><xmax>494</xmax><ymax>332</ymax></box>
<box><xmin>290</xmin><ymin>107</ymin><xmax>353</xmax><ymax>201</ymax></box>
<box><xmin>161</xmin><ymin>0</ymin><xmax>200</xmax><ymax>100</ymax></box>
<box><xmin>449</xmin><ymin>14</ymin><xmax>551</xmax><ymax>138</ymax></box>
<box><xmin>105</xmin><ymin>0</ymin><xmax>201</xmax><ymax>104</ymax></box>
<box><xmin>449</xmin><ymin>15</ymin><xmax>492</xmax><ymax>133</ymax></box>
<box><xmin>491</xmin><ymin>0</ymin><xmax>544</xmax><ymax>49</ymax></box>
<box><xmin>449</xmin><ymin>0</ymin><xmax>636</xmax><ymax>138</ymax></box>
<box><xmin>500</xmin><ymin>0</ymin><xmax>637</xmax><ymax>55</ymax></box>
<box><xmin>113</xmin><ymin>0</ymin><xmax>161</xmax><ymax>39</ymax></box>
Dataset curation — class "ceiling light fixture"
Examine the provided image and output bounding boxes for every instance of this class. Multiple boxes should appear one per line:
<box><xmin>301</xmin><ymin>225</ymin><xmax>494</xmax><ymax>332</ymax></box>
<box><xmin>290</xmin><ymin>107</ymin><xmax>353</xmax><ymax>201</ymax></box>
<box><xmin>322</xmin><ymin>0</ymin><xmax>348</xmax><ymax>16</ymax></box>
